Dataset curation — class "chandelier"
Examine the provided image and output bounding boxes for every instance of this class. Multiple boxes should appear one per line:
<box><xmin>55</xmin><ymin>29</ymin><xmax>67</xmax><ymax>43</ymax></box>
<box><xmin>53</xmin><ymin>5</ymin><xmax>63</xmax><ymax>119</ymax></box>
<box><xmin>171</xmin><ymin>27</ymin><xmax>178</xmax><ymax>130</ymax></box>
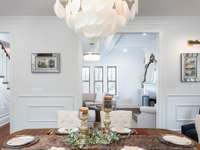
<box><xmin>54</xmin><ymin>0</ymin><xmax>138</xmax><ymax>42</ymax></box>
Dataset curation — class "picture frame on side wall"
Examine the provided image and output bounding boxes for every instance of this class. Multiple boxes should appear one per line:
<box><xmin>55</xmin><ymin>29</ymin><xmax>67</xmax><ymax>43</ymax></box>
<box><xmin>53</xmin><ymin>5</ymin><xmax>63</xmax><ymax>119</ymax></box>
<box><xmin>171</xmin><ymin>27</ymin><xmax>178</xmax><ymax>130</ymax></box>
<box><xmin>181</xmin><ymin>53</ymin><xmax>200</xmax><ymax>82</ymax></box>
<box><xmin>31</xmin><ymin>53</ymin><xmax>61</xmax><ymax>73</ymax></box>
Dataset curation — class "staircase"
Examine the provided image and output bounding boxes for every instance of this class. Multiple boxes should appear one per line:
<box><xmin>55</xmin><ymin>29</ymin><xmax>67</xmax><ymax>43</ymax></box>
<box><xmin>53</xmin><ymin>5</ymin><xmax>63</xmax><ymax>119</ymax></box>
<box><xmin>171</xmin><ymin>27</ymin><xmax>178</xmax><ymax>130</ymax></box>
<box><xmin>0</xmin><ymin>40</ymin><xmax>10</xmax><ymax>127</ymax></box>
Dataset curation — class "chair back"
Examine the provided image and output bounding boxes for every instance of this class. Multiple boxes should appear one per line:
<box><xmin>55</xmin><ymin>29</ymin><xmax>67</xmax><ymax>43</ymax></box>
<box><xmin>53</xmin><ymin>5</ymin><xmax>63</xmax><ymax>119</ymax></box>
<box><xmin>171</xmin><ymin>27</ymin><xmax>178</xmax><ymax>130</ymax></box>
<box><xmin>195</xmin><ymin>115</ymin><xmax>200</xmax><ymax>143</ymax></box>
<box><xmin>57</xmin><ymin>110</ymin><xmax>81</xmax><ymax>129</ymax></box>
<box><xmin>100</xmin><ymin>110</ymin><xmax>133</xmax><ymax>128</ymax></box>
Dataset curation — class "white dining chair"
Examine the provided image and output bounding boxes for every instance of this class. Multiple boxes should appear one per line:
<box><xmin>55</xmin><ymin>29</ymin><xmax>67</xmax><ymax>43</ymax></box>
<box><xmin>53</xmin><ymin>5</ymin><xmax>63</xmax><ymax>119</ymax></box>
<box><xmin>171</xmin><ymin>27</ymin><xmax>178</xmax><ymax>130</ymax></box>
<box><xmin>57</xmin><ymin>110</ymin><xmax>81</xmax><ymax>129</ymax></box>
<box><xmin>100</xmin><ymin>110</ymin><xmax>133</xmax><ymax>128</ymax></box>
<box><xmin>195</xmin><ymin>115</ymin><xmax>200</xmax><ymax>143</ymax></box>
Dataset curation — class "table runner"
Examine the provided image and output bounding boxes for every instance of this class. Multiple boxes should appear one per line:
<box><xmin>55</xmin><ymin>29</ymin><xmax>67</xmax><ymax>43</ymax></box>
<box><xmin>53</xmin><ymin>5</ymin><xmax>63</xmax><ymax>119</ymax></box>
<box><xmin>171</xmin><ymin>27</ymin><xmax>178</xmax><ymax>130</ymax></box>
<box><xmin>2</xmin><ymin>135</ymin><xmax>197</xmax><ymax>150</ymax></box>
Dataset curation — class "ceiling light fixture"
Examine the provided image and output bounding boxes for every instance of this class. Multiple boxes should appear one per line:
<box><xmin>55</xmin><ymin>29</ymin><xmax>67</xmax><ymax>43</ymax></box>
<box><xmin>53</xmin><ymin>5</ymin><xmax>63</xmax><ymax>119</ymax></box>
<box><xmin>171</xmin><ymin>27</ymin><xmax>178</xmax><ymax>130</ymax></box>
<box><xmin>142</xmin><ymin>33</ymin><xmax>147</xmax><ymax>36</ymax></box>
<box><xmin>83</xmin><ymin>52</ymin><xmax>101</xmax><ymax>61</ymax></box>
<box><xmin>123</xmin><ymin>48</ymin><xmax>128</xmax><ymax>53</ymax></box>
<box><xmin>54</xmin><ymin>0</ymin><xmax>139</xmax><ymax>42</ymax></box>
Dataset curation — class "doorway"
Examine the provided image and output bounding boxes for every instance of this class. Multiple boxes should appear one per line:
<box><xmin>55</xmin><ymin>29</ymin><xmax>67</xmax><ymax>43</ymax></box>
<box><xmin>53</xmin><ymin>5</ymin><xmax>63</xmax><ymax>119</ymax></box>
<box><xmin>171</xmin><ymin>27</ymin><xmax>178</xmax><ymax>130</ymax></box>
<box><xmin>81</xmin><ymin>32</ymin><xmax>159</xmax><ymax>128</ymax></box>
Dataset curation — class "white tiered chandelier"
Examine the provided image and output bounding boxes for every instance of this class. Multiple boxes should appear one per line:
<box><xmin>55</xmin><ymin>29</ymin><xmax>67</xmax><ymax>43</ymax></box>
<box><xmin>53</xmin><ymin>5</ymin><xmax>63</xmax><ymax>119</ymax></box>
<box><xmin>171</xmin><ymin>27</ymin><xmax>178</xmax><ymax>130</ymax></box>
<box><xmin>54</xmin><ymin>0</ymin><xmax>138</xmax><ymax>42</ymax></box>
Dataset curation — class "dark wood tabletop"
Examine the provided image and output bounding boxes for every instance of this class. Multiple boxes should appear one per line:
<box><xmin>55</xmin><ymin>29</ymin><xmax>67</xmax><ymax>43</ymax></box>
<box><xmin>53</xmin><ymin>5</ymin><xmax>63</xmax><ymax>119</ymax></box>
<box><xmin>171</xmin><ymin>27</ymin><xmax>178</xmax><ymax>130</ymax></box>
<box><xmin>2</xmin><ymin>128</ymin><xmax>200</xmax><ymax>150</ymax></box>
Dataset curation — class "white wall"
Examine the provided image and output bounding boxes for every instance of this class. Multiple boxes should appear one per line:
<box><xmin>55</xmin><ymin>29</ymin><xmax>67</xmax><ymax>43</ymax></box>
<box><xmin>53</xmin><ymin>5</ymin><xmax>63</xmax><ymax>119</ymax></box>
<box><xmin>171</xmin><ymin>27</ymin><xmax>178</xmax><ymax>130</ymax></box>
<box><xmin>0</xmin><ymin>33</ymin><xmax>10</xmax><ymax>43</ymax></box>
<box><xmin>0</xmin><ymin>33</ymin><xmax>10</xmax><ymax>127</ymax></box>
<box><xmin>167</xmin><ymin>94</ymin><xmax>200</xmax><ymax>131</ymax></box>
<box><xmin>121</xmin><ymin>17</ymin><xmax>200</xmax><ymax>129</ymax></box>
<box><xmin>1</xmin><ymin>16</ymin><xmax>200</xmax><ymax>131</ymax></box>
<box><xmin>0</xmin><ymin>83</ymin><xmax>9</xmax><ymax>127</ymax></box>
<box><xmin>0</xmin><ymin>17</ymin><xmax>82</xmax><ymax>132</ymax></box>
<box><xmin>0</xmin><ymin>69</ymin><xmax>10</xmax><ymax>126</ymax></box>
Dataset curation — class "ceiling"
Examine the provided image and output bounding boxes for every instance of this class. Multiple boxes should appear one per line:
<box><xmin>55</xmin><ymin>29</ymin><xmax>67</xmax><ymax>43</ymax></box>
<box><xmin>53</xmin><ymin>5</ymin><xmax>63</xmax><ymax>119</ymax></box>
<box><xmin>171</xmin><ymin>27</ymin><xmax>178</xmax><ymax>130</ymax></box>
<box><xmin>0</xmin><ymin>0</ymin><xmax>200</xmax><ymax>16</ymax></box>
<box><xmin>113</xmin><ymin>33</ymin><xmax>157</xmax><ymax>50</ymax></box>
<box><xmin>100</xmin><ymin>33</ymin><xmax>158</xmax><ymax>55</ymax></box>
<box><xmin>81</xmin><ymin>33</ymin><xmax>158</xmax><ymax>56</ymax></box>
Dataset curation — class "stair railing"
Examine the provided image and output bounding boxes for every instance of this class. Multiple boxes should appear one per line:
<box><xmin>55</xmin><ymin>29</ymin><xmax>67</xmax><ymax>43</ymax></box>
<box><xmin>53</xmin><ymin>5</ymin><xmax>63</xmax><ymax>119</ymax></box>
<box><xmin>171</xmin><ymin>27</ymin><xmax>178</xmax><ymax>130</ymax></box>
<box><xmin>0</xmin><ymin>41</ymin><xmax>10</xmax><ymax>90</ymax></box>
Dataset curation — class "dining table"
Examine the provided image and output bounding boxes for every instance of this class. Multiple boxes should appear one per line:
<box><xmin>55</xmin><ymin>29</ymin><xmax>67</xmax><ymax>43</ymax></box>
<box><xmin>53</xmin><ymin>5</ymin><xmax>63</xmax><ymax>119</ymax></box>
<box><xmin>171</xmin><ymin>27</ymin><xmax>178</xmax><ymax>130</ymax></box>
<box><xmin>2</xmin><ymin>128</ymin><xmax>200</xmax><ymax>150</ymax></box>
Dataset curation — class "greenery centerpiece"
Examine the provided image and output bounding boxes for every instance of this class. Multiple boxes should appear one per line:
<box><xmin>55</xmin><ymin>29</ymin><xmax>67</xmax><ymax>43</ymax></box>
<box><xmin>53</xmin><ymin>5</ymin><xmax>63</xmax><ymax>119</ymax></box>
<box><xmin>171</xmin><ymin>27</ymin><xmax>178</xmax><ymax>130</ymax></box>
<box><xmin>67</xmin><ymin>128</ymin><xmax>120</xmax><ymax>148</ymax></box>
<box><xmin>68</xmin><ymin>97</ymin><xmax>119</xmax><ymax>148</ymax></box>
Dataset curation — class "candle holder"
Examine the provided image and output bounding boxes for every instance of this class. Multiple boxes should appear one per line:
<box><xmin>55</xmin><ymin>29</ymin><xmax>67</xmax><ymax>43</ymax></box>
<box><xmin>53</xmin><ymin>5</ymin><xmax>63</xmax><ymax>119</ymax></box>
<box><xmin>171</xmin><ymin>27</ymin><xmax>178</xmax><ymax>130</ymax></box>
<box><xmin>79</xmin><ymin>107</ymin><xmax>89</xmax><ymax>145</ymax></box>
<box><xmin>103</xmin><ymin>96</ymin><xmax>113</xmax><ymax>133</ymax></box>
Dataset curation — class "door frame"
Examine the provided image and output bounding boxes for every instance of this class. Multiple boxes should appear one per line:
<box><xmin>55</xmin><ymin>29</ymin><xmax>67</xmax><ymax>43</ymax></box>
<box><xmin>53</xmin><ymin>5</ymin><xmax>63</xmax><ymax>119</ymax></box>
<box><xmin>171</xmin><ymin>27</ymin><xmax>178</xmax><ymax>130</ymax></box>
<box><xmin>118</xmin><ymin>24</ymin><xmax>164</xmax><ymax>128</ymax></box>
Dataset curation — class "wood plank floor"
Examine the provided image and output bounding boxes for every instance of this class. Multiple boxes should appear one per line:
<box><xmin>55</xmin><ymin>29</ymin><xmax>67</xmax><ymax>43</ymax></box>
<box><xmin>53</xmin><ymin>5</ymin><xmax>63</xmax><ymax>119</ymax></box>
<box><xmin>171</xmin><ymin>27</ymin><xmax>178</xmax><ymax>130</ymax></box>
<box><xmin>0</xmin><ymin>123</ymin><xmax>10</xmax><ymax>148</ymax></box>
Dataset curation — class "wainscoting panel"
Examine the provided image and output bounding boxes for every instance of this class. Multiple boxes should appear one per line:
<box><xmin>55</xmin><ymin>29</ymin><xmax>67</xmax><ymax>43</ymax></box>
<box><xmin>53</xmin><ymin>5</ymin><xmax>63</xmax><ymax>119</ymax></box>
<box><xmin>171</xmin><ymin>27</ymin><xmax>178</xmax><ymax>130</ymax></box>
<box><xmin>167</xmin><ymin>94</ymin><xmax>200</xmax><ymax>131</ymax></box>
<box><xmin>0</xmin><ymin>85</ymin><xmax>10</xmax><ymax>127</ymax></box>
<box><xmin>0</xmin><ymin>113</ymin><xmax>9</xmax><ymax>126</ymax></box>
<box><xmin>16</xmin><ymin>95</ymin><xmax>75</xmax><ymax>129</ymax></box>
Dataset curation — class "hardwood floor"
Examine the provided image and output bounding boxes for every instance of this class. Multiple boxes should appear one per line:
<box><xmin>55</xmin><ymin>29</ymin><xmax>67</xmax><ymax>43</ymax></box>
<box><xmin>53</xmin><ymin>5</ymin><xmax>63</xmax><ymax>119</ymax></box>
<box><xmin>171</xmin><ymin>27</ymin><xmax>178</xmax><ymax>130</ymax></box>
<box><xmin>0</xmin><ymin>123</ymin><xmax>10</xmax><ymax>148</ymax></box>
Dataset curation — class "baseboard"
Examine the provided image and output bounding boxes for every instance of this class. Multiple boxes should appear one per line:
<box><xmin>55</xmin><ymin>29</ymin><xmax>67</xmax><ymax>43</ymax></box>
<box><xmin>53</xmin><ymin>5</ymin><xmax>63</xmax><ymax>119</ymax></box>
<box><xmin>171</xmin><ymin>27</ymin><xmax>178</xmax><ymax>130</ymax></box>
<box><xmin>0</xmin><ymin>113</ymin><xmax>9</xmax><ymax>127</ymax></box>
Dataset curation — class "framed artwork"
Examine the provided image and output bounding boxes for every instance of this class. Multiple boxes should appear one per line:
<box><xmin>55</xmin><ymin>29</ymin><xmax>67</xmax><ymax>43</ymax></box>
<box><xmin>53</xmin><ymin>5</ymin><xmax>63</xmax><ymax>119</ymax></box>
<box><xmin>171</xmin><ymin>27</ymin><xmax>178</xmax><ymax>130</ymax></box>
<box><xmin>181</xmin><ymin>53</ymin><xmax>200</xmax><ymax>82</ymax></box>
<box><xmin>31</xmin><ymin>53</ymin><xmax>60</xmax><ymax>73</ymax></box>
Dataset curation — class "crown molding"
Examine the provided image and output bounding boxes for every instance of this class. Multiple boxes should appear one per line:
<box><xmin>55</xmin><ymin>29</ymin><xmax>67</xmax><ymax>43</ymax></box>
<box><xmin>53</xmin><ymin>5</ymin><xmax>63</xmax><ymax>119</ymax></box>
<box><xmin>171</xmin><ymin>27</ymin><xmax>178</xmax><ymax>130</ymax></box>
<box><xmin>127</xmin><ymin>16</ymin><xmax>200</xmax><ymax>26</ymax></box>
<box><xmin>0</xmin><ymin>16</ymin><xmax>200</xmax><ymax>26</ymax></box>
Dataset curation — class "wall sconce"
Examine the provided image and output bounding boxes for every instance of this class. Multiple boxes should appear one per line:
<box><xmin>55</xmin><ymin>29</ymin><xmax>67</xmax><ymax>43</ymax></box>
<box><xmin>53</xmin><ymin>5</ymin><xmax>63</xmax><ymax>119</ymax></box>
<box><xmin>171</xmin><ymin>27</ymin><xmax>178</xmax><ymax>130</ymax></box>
<box><xmin>188</xmin><ymin>40</ymin><xmax>200</xmax><ymax>47</ymax></box>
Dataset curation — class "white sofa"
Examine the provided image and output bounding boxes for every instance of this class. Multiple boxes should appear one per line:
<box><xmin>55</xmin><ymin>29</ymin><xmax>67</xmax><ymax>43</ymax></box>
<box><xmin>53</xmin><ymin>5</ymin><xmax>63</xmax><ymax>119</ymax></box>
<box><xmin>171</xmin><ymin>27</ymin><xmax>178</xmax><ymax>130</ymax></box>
<box><xmin>135</xmin><ymin>106</ymin><xmax>156</xmax><ymax>128</ymax></box>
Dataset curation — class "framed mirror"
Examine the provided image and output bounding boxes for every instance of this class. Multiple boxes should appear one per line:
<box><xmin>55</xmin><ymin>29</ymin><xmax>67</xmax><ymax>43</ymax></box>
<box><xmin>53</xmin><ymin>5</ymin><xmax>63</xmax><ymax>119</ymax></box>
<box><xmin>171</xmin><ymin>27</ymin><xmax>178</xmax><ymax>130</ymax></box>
<box><xmin>181</xmin><ymin>53</ymin><xmax>200</xmax><ymax>82</ymax></box>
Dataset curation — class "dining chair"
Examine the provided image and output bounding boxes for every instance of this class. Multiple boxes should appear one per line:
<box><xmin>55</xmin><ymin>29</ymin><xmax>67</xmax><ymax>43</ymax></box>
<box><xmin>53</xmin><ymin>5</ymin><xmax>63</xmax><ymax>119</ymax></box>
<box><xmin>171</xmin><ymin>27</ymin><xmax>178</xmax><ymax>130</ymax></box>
<box><xmin>57</xmin><ymin>110</ymin><xmax>81</xmax><ymax>129</ymax></box>
<box><xmin>100</xmin><ymin>110</ymin><xmax>133</xmax><ymax>128</ymax></box>
<box><xmin>182</xmin><ymin>109</ymin><xmax>200</xmax><ymax>142</ymax></box>
<box><xmin>195</xmin><ymin>115</ymin><xmax>200</xmax><ymax>143</ymax></box>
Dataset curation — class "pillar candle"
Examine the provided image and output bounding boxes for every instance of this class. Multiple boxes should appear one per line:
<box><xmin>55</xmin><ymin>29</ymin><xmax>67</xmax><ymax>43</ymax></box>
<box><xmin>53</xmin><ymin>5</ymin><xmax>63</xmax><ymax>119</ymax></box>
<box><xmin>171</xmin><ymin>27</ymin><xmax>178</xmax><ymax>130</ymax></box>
<box><xmin>104</xmin><ymin>96</ymin><xmax>112</xmax><ymax>109</ymax></box>
<box><xmin>80</xmin><ymin>107</ymin><xmax>88</xmax><ymax>114</ymax></box>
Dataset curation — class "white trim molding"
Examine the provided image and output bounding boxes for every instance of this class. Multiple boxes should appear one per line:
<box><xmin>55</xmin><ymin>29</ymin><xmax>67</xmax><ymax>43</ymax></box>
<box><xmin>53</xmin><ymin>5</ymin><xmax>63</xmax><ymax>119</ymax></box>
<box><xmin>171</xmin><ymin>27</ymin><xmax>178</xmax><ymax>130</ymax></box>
<box><xmin>0</xmin><ymin>113</ymin><xmax>9</xmax><ymax>127</ymax></box>
<box><xmin>168</xmin><ymin>94</ymin><xmax>200</xmax><ymax>97</ymax></box>
<box><xmin>167</xmin><ymin>94</ymin><xmax>200</xmax><ymax>131</ymax></box>
<box><xmin>27</xmin><ymin>104</ymin><xmax>65</xmax><ymax>123</ymax></box>
<box><xmin>13</xmin><ymin>95</ymin><xmax>76</xmax><ymax>131</ymax></box>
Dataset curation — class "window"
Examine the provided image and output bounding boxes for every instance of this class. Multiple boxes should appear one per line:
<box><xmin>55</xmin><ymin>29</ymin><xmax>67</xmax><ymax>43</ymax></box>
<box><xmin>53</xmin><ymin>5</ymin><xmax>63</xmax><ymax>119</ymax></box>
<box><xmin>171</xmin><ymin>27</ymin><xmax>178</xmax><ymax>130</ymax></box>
<box><xmin>82</xmin><ymin>66</ymin><xmax>118</xmax><ymax>95</ymax></box>
<box><xmin>107</xmin><ymin>66</ymin><xmax>117</xmax><ymax>95</ymax></box>
<box><xmin>94</xmin><ymin>66</ymin><xmax>103</xmax><ymax>94</ymax></box>
<box><xmin>82</xmin><ymin>66</ymin><xmax>90</xmax><ymax>93</ymax></box>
